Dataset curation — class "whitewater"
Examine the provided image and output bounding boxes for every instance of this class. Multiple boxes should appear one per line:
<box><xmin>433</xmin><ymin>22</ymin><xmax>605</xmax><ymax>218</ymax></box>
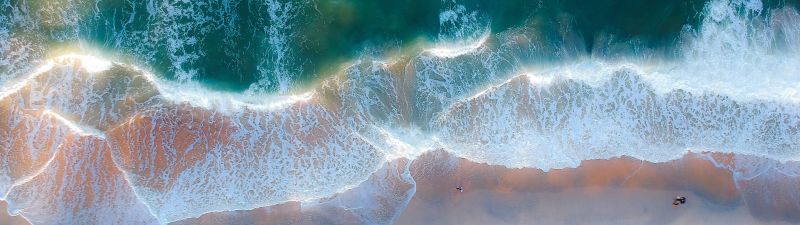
<box><xmin>1</xmin><ymin>0</ymin><xmax>799</xmax><ymax>224</ymax></box>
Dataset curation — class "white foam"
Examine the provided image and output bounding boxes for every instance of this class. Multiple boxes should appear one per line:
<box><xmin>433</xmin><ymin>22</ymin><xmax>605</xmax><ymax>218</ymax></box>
<box><xmin>658</xmin><ymin>0</ymin><xmax>800</xmax><ymax>102</ymax></box>
<box><xmin>247</xmin><ymin>0</ymin><xmax>305</xmax><ymax>94</ymax></box>
<box><xmin>5</xmin><ymin>136</ymin><xmax>159</xmax><ymax>225</ymax></box>
<box><xmin>110</xmin><ymin>102</ymin><xmax>385</xmax><ymax>223</ymax></box>
<box><xmin>42</xmin><ymin>110</ymin><xmax>106</xmax><ymax>138</ymax></box>
<box><xmin>155</xmin><ymin>78</ymin><xmax>314</xmax><ymax>113</ymax></box>
<box><xmin>54</xmin><ymin>53</ymin><xmax>112</xmax><ymax>73</ymax></box>
<box><xmin>426</xmin><ymin>32</ymin><xmax>491</xmax><ymax>58</ymax></box>
<box><xmin>437</xmin><ymin>69</ymin><xmax>800</xmax><ymax>170</ymax></box>
<box><xmin>436</xmin><ymin>0</ymin><xmax>490</xmax><ymax>56</ymax></box>
<box><xmin>1</xmin><ymin>0</ymin><xmax>799</xmax><ymax>223</ymax></box>
<box><xmin>423</xmin><ymin>0</ymin><xmax>800</xmax><ymax>169</ymax></box>
<box><xmin>158</xmin><ymin>0</ymin><xmax>215</xmax><ymax>81</ymax></box>
<box><xmin>373</xmin><ymin>126</ymin><xmax>440</xmax><ymax>161</ymax></box>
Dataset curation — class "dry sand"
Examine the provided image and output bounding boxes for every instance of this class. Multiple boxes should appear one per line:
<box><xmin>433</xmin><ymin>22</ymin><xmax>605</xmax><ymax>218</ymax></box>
<box><xmin>173</xmin><ymin>150</ymin><xmax>800</xmax><ymax>225</ymax></box>
<box><xmin>397</xmin><ymin>150</ymin><xmax>797</xmax><ymax>225</ymax></box>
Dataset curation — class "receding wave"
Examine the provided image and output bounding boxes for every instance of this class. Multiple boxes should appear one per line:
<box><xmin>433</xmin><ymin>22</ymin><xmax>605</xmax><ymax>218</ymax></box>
<box><xmin>1</xmin><ymin>0</ymin><xmax>799</xmax><ymax>224</ymax></box>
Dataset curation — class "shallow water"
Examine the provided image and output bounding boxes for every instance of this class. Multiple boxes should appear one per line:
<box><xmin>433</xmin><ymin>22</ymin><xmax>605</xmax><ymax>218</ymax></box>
<box><xmin>1</xmin><ymin>0</ymin><xmax>800</xmax><ymax>224</ymax></box>
<box><xmin>3</xmin><ymin>0</ymin><xmax>794</xmax><ymax>92</ymax></box>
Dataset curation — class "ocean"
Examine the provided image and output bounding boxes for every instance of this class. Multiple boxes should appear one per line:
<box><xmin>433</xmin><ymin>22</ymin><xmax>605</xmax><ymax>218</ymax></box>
<box><xmin>1</xmin><ymin>0</ymin><xmax>799</xmax><ymax>224</ymax></box>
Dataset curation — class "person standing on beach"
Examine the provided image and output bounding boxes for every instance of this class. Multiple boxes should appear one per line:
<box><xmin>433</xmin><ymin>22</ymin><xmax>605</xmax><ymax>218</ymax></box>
<box><xmin>672</xmin><ymin>196</ymin><xmax>686</xmax><ymax>207</ymax></box>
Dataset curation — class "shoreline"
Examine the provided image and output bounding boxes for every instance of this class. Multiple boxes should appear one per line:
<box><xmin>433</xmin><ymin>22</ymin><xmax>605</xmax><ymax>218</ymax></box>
<box><xmin>0</xmin><ymin>201</ymin><xmax>31</xmax><ymax>225</ymax></box>
<box><xmin>173</xmin><ymin>151</ymin><xmax>800</xmax><ymax>225</ymax></box>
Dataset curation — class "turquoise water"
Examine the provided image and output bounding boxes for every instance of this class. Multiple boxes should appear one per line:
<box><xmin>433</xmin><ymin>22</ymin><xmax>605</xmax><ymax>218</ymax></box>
<box><xmin>6</xmin><ymin>0</ymin><xmax>794</xmax><ymax>92</ymax></box>
<box><xmin>3</xmin><ymin>1</ymin><xmax>800</xmax><ymax>224</ymax></box>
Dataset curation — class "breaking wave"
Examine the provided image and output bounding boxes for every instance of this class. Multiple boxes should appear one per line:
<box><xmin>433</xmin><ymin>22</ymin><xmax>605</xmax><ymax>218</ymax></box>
<box><xmin>1</xmin><ymin>0</ymin><xmax>799</xmax><ymax>224</ymax></box>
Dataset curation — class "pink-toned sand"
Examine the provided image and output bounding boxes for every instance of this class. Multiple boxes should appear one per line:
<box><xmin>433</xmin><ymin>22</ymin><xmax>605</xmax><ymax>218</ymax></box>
<box><xmin>173</xmin><ymin>150</ymin><xmax>800</xmax><ymax>225</ymax></box>
<box><xmin>0</xmin><ymin>201</ymin><xmax>31</xmax><ymax>225</ymax></box>
<box><xmin>397</xmin><ymin>151</ymin><xmax>798</xmax><ymax>225</ymax></box>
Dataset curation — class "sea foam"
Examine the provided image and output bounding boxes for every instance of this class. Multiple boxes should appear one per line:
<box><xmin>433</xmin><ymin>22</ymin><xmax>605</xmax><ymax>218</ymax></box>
<box><xmin>0</xmin><ymin>0</ymin><xmax>799</xmax><ymax>224</ymax></box>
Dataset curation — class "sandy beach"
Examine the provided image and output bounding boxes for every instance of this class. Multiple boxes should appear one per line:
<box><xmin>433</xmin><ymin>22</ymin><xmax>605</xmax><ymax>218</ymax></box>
<box><xmin>173</xmin><ymin>150</ymin><xmax>800</xmax><ymax>225</ymax></box>
<box><xmin>0</xmin><ymin>201</ymin><xmax>31</xmax><ymax>225</ymax></box>
<box><xmin>397</xmin><ymin>151</ymin><xmax>799</xmax><ymax>225</ymax></box>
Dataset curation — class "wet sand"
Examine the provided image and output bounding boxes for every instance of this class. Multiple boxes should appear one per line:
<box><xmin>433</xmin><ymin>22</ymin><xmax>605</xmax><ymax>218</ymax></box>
<box><xmin>171</xmin><ymin>159</ymin><xmax>415</xmax><ymax>225</ymax></box>
<box><xmin>396</xmin><ymin>187</ymin><xmax>790</xmax><ymax>225</ymax></box>
<box><xmin>0</xmin><ymin>201</ymin><xmax>31</xmax><ymax>225</ymax></box>
<box><xmin>397</xmin><ymin>150</ymin><xmax>799</xmax><ymax>225</ymax></box>
<box><xmin>174</xmin><ymin>150</ymin><xmax>800</xmax><ymax>225</ymax></box>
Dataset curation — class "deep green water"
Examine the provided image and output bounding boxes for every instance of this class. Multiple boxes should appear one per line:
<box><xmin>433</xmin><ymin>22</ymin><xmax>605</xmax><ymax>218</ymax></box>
<box><xmin>2</xmin><ymin>0</ymin><xmax>797</xmax><ymax>92</ymax></box>
<box><xmin>2</xmin><ymin>1</ymin><xmax>800</xmax><ymax>223</ymax></box>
